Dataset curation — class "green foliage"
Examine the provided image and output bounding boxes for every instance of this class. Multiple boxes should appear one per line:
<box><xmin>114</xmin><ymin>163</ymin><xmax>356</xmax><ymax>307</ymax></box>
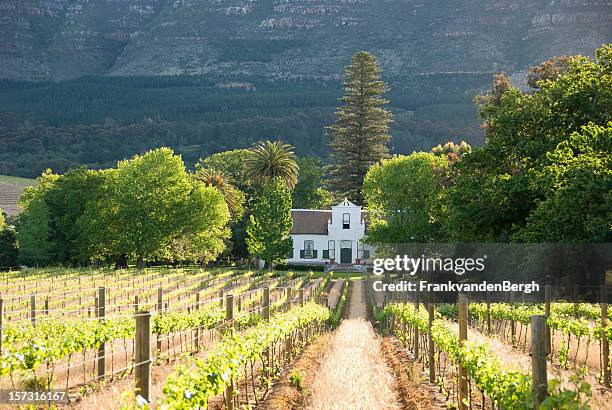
<box><xmin>0</xmin><ymin>208</ymin><xmax>4</xmax><ymax>229</ymax></box>
<box><xmin>292</xmin><ymin>157</ymin><xmax>333</xmax><ymax>209</ymax></box>
<box><xmin>44</xmin><ymin>167</ymin><xmax>107</xmax><ymax>264</ymax></box>
<box><xmin>363</xmin><ymin>153</ymin><xmax>448</xmax><ymax>242</ymax></box>
<box><xmin>16</xmin><ymin>171</ymin><xmax>57</xmax><ymax>266</ymax></box>
<box><xmin>329</xmin><ymin>281</ymin><xmax>349</xmax><ymax>327</ymax></box>
<box><xmin>384</xmin><ymin>304</ymin><xmax>589</xmax><ymax>409</ymax></box>
<box><xmin>161</xmin><ymin>302</ymin><xmax>330</xmax><ymax>408</ymax></box>
<box><xmin>327</xmin><ymin>51</ymin><xmax>392</xmax><ymax>204</ymax></box>
<box><xmin>431</xmin><ymin>140</ymin><xmax>472</xmax><ymax>161</ymax></box>
<box><xmin>246</xmin><ymin>178</ymin><xmax>293</xmax><ymax>267</ymax></box>
<box><xmin>245</xmin><ymin>141</ymin><xmax>299</xmax><ymax>189</ymax></box>
<box><xmin>192</xmin><ymin>167</ymin><xmax>245</xmax><ymax>221</ymax></box>
<box><xmin>15</xmin><ymin>148</ymin><xmax>230</xmax><ymax>267</ymax></box>
<box><xmin>97</xmin><ymin>148</ymin><xmax>230</xmax><ymax>266</ymax></box>
<box><xmin>445</xmin><ymin>45</ymin><xmax>612</xmax><ymax>242</ymax></box>
<box><xmin>0</xmin><ymin>225</ymin><xmax>18</xmax><ymax>267</ymax></box>
<box><xmin>513</xmin><ymin>123</ymin><xmax>611</xmax><ymax>242</ymax></box>
<box><xmin>196</xmin><ymin>149</ymin><xmax>251</xmax><ymax>194</ymax></box>
<box><xmin>0</xmin><ymin>302</ymin><xmax>259</xmax><ymax>377</ymax></box>
<box><xmin>288</xmin><ymin>371</ymin><xmax>303</xmax><ymax>391</ymax></box>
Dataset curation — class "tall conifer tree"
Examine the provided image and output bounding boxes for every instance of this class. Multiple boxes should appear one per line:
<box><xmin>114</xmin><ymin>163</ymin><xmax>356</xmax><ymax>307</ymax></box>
<box><xmin>327</xmin><ymin>51</ymin><xmax>392</xmax><ymax>204</ymax></box>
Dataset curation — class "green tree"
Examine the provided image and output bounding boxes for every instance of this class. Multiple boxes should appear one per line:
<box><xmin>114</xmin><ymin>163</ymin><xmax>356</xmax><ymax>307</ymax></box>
<box><xmin>196</xmin><ymin>149</ymin><xmax>251</xmax><ymax>192</ymax></box>
<box><xmin>44</xmin><ymin>167</ymin><xmax>107</xmax><ymax>264</ymax></box>
<box><xmin>446</xmin><ymin>45</ymin><xmax>611</xmax><ymax>242</ymax></box>
<box><xmin>77</xmin><ymin>169</ymin><xmax>121</xmax><ymax>266</ymax></box>
<box><xmin>197</xmin><ymin>149</ymin><xmax>252</xmax><ymax>258</ymax></box>
<box><xmin>158</xmin><ymin>181</ymin><xmax>231</xmax><ymax>264</ymax></box>
<box><xmin>513</xmin><ymin>123</ymin><xmax>611</xmax><ymax>242</ymax></box>
<box><xmin>16</xmin><ymin>171</ymin><xmax>57</xmax><ymax>266</ymax></box>
<box><xmin>431</xmin><ymin>141</ymin><xmax>472</xmax><ymax>162</ymax></box>
<box><xmin>0</xmin><ymin>208</ymin><xmax>5</xmax><ymax>229</ymax></box>
<box><xmin>363</xmin><ymin>153</ymin><xmax>448</xmax><ymax>243</ymax></box>
<box><xmin>245</xmin><ymin>141</ymin><xmax>299</xmax><ymax>189</ymax></box>
<box><xmin>109</xmin><ymin>148</ymin><xmax>229</xmax><ymax>268</ymax></box>
<box><xmin>246</xmin><ymin>177</ymin><xmax>293</xmax><ymax>268</ymax></box>
<box><xmin>193</xmin><ymin>166</ymin><xmax>245</xmax><ymax>221</ymax></box>
<box><xmin>327</xmin><ymin>51</ymin><xmax>392</xmax><ymax>204</ymax></box>
<box><xmin>292</xmin><ymin>157</ymin><xmax>333</xmax><ymax>209</ymax></box>
<box><xmin>0</xmin><ymin>226</ymin><xmax>18</xmax><ymax>268</ymax></box>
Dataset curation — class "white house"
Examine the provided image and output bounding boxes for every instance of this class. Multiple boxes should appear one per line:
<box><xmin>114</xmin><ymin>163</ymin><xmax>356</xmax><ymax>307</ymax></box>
<box><xmin>287</xmin><ymin>199</ymin><xmax>375</xmax><ymax>266</ymax></box>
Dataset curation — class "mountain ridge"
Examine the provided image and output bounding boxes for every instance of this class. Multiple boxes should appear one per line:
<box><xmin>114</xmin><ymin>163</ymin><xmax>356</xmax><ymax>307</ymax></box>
<box><xmin>1</xmin><ymin>0</ymin><xmax>610</xmax><ymax>81</ymax></box>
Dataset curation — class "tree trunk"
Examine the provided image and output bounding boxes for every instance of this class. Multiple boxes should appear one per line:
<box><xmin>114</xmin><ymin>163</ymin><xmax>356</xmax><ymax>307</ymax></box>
<box><xmin>137</xmin><ymin>256</ymin><xmax>146</xmax><ymax>270</ymax></box>
<box><xmin>114</xmin><ymin>253</ymin><xmax>128</xmax><ymax>270</ymax></box>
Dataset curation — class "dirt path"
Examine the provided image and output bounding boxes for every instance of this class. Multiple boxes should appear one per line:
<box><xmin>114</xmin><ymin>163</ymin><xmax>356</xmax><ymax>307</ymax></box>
<box><xmin>306</xmin><ymin>280</ymin><xmax>401</xmax><ymax>410</ymax></box>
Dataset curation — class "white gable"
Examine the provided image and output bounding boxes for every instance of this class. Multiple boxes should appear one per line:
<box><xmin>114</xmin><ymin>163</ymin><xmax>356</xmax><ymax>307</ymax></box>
<box><xmin>336</xmin><ymin>198</ymin><xmax>357</xmax><ymax>207</ymax></box>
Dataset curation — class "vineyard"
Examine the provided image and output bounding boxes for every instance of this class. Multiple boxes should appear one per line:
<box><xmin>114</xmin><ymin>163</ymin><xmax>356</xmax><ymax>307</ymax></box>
<box><xmin>1</xmin><ymin>269</ymin><xmax>611</xmax><ymax>409</ymax></box>
<box><xmin>372</xmin><ymin>287</ymin><xmax>612</xmax><ymax>410</ymax></box>
<box><xmin>0</xmin><ymin>267</ymin><xmax>335</xmax><ymax>408</ymax></box>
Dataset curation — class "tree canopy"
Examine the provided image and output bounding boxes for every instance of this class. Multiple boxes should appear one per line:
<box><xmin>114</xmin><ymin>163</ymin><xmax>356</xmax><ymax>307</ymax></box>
<box><xmin>363</xmin><ymin>153</ymin><xmax>448</xmax><ymax>243</ymax></box>
<box><xmin>445</xmin><ymin>44</ymin><xmax>611</xmax><ymax>242</ymax></box>
<box><xmin>245</xmin><ymin>141</ymin><xmax>299</xmax><ymax>189</ymax></box>
<box><xmin>327</xmin><ymin>51</ymin><xmax>392</xmax><ymax>204</ymax></box>
<box><xmin>292</xmin><ymin>157</ymin><xmax>333</xmax><ymax>209</ymax></box>
<box><xmin>246</xmin><ymin>177</ymin><xmax>293</xmax><ymax>267</ymax></box>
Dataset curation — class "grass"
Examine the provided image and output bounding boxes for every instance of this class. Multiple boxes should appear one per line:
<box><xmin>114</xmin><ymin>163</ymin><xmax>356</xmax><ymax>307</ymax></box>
<box><xmin>310</xmin><ymin>271</ymin><xmax>366</xmax><ymax>279</ymax></box>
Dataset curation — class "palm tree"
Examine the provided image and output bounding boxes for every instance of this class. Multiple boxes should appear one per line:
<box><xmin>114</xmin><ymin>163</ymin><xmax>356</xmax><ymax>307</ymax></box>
<box><xmin>193</xmin><ymin>167</ymin><xmax>245</xmax><ymax>220</ymax></box>
<box><xmin>245</xmin><ymin>141</ymin><xmax>299</xmax><ymax>189</ymax></box>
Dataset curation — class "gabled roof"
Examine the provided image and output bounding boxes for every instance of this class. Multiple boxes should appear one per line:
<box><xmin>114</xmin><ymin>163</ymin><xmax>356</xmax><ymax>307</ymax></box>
<box><xmin>336</xmin><ymin>198</ymin><xmax>357</xmax><ymax>207</ymax></box>
<box><xmin>290</xmin><ymin>210</ymin><xmax>330</xmax><ymax>235</ymax></box>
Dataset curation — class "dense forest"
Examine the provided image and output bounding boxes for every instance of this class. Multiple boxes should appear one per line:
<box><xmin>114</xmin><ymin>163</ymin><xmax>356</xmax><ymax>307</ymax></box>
<box><xmin>0</xmin><ymin>73</ymin><xmax>487</xmax><ymax>177</ymax></box>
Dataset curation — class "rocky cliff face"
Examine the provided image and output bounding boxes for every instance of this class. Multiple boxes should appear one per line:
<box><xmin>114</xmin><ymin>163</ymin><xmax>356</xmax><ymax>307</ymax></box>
<box><xmin>0</xmin><ymin>0</ymin><xmax>610</xmax><ymax>81</ymax></box>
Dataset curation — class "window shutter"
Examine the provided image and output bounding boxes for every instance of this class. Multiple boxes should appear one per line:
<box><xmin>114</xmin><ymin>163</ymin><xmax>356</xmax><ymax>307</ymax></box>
<box><xmin>313</xmin><ymin>250</ymin><xmax>318</xmax><ymax>258</ymax></box>
<box><xmin>322</xmin><ymin>250</ymin><xmax>329</xmax><ymax>259</ymax></box>
<box><xmin>300</xmin><ymin>250</ymin><xmax>305</xmax><ymax>259</ymax></box>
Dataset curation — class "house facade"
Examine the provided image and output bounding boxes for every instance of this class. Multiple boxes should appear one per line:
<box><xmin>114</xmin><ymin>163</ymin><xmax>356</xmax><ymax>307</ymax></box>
<box><xmin>287</xmin><ymin>199</ymin><xmax>375</xmax><ymax>265</ymax></box>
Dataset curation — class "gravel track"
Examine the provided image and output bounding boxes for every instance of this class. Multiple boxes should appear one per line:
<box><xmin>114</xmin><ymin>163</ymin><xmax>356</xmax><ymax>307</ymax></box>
<box><xmin>307</xmin><ymin>280</ymin><xmax>400</xmax><ymax>410</ymax></box>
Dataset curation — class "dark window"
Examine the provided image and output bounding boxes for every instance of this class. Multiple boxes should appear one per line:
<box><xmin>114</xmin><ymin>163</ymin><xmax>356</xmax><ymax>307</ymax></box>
<box><xmin>303</xmin><ymin>240</ymin><xmax>314</xmax><ymax>259</ymax></box>
<box><xmin>328</xmin><ymin>240</ymin><xmax>335</xmax><ymax>259</ymax></box>
<box><xmin>342</xmin><ymin>213</ymin><xmax>350</xmax><ymax>229</ymax></box>
<box><xmin>322</xmin><ymin>250</ymin><xmax>329</xmax><ymax>259</ymax></box>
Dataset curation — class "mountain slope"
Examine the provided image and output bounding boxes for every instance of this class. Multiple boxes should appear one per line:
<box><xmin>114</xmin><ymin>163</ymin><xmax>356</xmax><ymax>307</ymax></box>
<box><xmin>1</xmin><ymin>0</ymin><xmax>610</xmax><ymax>81</ymax></box>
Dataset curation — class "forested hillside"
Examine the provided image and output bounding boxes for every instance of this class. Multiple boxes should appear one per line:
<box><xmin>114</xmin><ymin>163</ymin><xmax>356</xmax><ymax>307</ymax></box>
<box><xmin>0</xmin><ymin>74</ymin><xmax>485</xmax><ymax>177</ymax></box>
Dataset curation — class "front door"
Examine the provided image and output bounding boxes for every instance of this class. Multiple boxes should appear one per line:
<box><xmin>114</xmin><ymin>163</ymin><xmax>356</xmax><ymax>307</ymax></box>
<box><xmin>340</xmin><ymin>247</ymin><xmax>352</xmax><ymax>264</ymax></box>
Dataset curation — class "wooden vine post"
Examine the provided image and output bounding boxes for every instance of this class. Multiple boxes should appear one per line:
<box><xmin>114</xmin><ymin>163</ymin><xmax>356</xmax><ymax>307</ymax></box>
<box><xmin>263</xmin><ymin>287</ymin><xmax>270</xmax><ymax>321</ymax></box>
<box><xmin>428</xmin><ymin>302</ymin><xmax>435</xmax><ymax>383</ymax></box>
<box><xmin>458</xmin><ymin>294</ymin><xmax>468</xmax><ymax>410</ymax></box>
<box><xmin>485</xmin><ymin>290</ymin><xmax>491</xmax><ymax>334</ymax></box>
<box><xmin>544</xmin><ymin>285</ymin><xmax>551</xmax><ymax>355</ymax></box>
<box><xmin>601</xmin><ymin>285</ymin><xmax>610</xmax><ymax>387</ymax></box>
<box><xmin>286</xmin><ymin>288</ymin><xmax>293</xmax><ymax>312</ymax></box>
<box><xmin>413</xmin><ymin>290</ymin><xmax>420</xmax><ymax>360</ymax></box>
<box><xmin>225</xmin><ymin>294</ymin><xmax>235</xmax><ymax>410</ymax></box>
<box><xmin>263</xmin><ymin>287</ymin><xmax>271</xmax><ymax>379</ymax></box>
<box><xmin>0</xmin><ymin>299</ymin><xmax>3</xmax><ymax>359</ymax></box>
<box><xmin>531</xmin><ymin>315</ymin><xmax>548</xmax><ymax>406</ymax></box>
<box><xmin>30</xmin><ymin>294</ymin><xmax>36</xmax><ymax>325</ymax></box>
<box><xmin>97</xmin><ymin>287</ymin><xmax>106</xmax><ymax>379</ymax></box>
<box><xmin>135</xmin><ymin>310</ymin><xmax>152</xmax><ymax>403</ymax></box>
<box><xmin>156</xmin><ymin>287</ymin><xmax>163</xmax><ymax>353</ymax></box>
<box><xmin>195</xmin><ymin>291</ymin><xmax>201</xmax><ymax>349</ymax></box>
